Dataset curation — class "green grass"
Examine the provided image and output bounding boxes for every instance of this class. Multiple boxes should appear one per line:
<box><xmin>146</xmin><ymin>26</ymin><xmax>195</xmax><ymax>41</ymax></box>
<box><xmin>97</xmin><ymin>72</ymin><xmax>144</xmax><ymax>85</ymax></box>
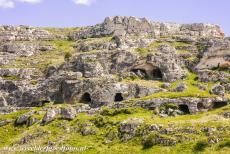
<box><xmin>135</xmin><ymin>41</ymin><xmax>191</xmax><ymax>56</ymax></box>
<box><xmin>43</xmin><ymin>27</ymin><xmax>80</xmax><ymax>37</ymax></box>
<box><xmin>129</xmin><ymin>73</ymin><xmax>217</xmax><ymax>101</ymax></box>
<box><xmin>1</xmin><ymin>75</ymin><xmax>21</xmax><ymax>81</ymax></box>
<box><xmin>0</xmin><ymin>40</ymin><xmax>75</xmax><ymax>71</ymax></box>
<box><xmin>0</xmin><ymin>105</ymin><xmax>230</xmax><ymax>154</ymax></box>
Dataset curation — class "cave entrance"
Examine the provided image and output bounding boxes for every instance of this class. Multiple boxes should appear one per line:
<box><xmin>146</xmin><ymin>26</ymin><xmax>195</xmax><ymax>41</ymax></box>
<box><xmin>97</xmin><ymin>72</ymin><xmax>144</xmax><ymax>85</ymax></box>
<box><xmin>131</xmin><ymin>69</ymin><xmax>148</xmax><ymax>79</ymax></box>
<box><xmin>179</xmin><ymin>104</ymin><xmax>190</xmax><ymax>114</ymax></box>
<box><xmin>212</xmin><ymin>101</ymin><xmax>228</xmax><ymax>109</ymax></box>
<box><xmin>197</xmin><ymin>102</ymin><xmax>205</xmax><ymax>110</ymax></box>
<box><xmin>114</xmin><ymin>93</ymin><xmax>123</xmax><ymax>102</ymax></box>
<box><xmin>31</xmin><ymin>100</ymin><xmax>50</xmax><ymax>107</ymax></box>
<box><xmin>152</xmin><ymin>68</ymin><xmax>163</xmax><ymax>80</ymax></box>
<box><xmin>80</xmin><ymin>92</ymin><xmax>91</xmax><ymax>103</ymax></box>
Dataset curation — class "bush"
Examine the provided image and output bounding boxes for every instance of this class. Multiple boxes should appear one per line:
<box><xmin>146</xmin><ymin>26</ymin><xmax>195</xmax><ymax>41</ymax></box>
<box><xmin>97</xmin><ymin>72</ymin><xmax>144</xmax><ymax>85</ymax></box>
<box><xmin>142</xmin><ymin>133</ymin><xmax>157</xmax><ymax>149</ymax></box>
<box><xmin>92</xmin><ymin>115</ymin><xmax>111</xmax><ymax>127</ymax></box>
<box><xmin>100</xmin><ymin>108</ymin><xmax>133</xmax><ymax>116</ymax></box>
<box><xmin>160</xmin><ymin>103</ymin><xmax>179</xmax><ymax>111</ymax></box>
<box><xmin>218</xmin><ymin>140</ymin><xmax>230</xmax><ymax>149</ymax></box>
<box><xmin>193</xmin><ymin>140</ymin><xmax>209</xmax><ymax>152</ymax></box>
<box><xmin>105</xmin><ymin>127</ymin><xmax>119</xmax><ymax>141</ymax></box>
<box><xmin>64</xmin><ymin>52</ymin><xmax>72</xmax><ymax>61</ymax></box>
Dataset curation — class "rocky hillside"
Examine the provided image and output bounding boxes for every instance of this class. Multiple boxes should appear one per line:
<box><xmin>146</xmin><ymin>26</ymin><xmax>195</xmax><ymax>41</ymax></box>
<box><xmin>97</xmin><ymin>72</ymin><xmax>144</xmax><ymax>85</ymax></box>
<box><xmin>0</xmin><ymin>16</ymin><xmax>229</xmax><ymax>154</ymax></box>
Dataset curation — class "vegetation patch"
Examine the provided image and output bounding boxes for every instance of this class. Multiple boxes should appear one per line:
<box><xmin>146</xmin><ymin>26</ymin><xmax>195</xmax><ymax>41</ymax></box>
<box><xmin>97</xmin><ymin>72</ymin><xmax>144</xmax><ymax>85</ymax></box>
<box><xmin>193</xmin><ymin>140</ymin><xmax>209</xmax><ymax>152</ymax></box>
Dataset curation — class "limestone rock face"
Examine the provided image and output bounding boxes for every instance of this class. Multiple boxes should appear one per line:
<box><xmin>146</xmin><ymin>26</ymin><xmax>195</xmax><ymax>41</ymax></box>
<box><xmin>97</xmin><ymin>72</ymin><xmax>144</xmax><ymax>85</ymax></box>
<box><xmin>119</xmin><ymin>118</ymin><xmax>144</xmax><ymax>141</ymax></box>
<box><xmin>210</xmin><ymin>85</ymin><xmax>225</xmax><ymax>96</ymax></box>
<box><xmin>71</xmin><ymin>16</ymin><xmax>224</xmax><ymax>40</ymax></box>
<box><xmin>73</xmin><ymin>50</ymin><xmax>138</xmax><ymax>78</ymax></box>
<box><xmin>0</xmin><ymin>26</ymin><xmax>54</xmax><ymax>41</ymax></box>
<box><xmin>147</xmin><ymin>45</ymin><xmax>187</xmax><ymax>82</ymax></box>
<box><xmin>0</xmin><ymin>42</ymin><xmax>53</xmax><ymax>56</ymax></box>
<box><xmin>197</xmin><ymin>70</ymin><xmax>230</xmax><ymax>82</ymax></box>
<box><xmin>195</xmin><ymin>38</ymin><xmax>230</xmax><ymax>71</ymax></box>
<box><xmin>0</xmin><ymin>16</ymin><xmax>229</xmax><ymax>113</ymax></box>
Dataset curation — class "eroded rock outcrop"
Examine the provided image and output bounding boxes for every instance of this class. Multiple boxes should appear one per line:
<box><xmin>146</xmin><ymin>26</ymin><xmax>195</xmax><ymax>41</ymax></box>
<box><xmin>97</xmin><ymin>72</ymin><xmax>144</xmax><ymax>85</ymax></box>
<box><xmin>0</xmin><ymin>25</ymin><xmax>54</xmax><ymax>41</ymax></box>
<box><xmin>71</xmin><ymin>16</ymin><xmax>224</xmax><ymax>40</ymax></box>
<box><xmin>0</xmin><ymin>16</ymin><xmax>229</xmax><ymax>115</ymax></box>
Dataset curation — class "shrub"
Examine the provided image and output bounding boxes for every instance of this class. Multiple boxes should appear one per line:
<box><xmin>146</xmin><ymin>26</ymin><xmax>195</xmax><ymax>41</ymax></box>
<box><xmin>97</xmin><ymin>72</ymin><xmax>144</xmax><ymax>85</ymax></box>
<box><xmin>105</xmin><ymin>127</ymin><xmax>119</xmax><ymax>141</ymax></box>
<box><xmin>164</xmin><ymin>103</ymin><xmax>179</xmax><ymax>110</ymax></box>
<box><xmin>142</xmin><ymin>133</ymin><xmax>157</xmax><ymax>149</ymax></box>
<box><xmin>92</xmin><ymin>115</ymin><xmax>111</xmax><ymax>127</ymax></box>
<box><xmin>193</xmin><ymin>140</ymin><xmax>209</xmax><ymax>152</ymax></box>
<box><xmin>160</xmin><ymin>103</ymin><xmax>179</xmax><ymax>111</ymax></box>
<box><xmin>64</xmin><ymin>52</ymin><xmax>72</xmax><ymax>61</ymax></box>
<box><xmin>218</xmin><ymin>140</ymin><xmax>230</xmax><ymax>149</ymax></box>
<box><xmin>100</xmin><ymin>108</ymin><xmax>133</xmax><ymax>116</ymax></box>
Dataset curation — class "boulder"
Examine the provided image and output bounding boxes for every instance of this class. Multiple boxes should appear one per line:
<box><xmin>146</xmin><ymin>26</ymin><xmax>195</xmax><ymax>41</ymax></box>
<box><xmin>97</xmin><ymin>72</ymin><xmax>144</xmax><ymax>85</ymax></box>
<box><xmin>61</xmin><ymin>107</ymin><xmax>77</xmax><ymax>120</ymax></box>
<box><xmin>173</xmin><ymin>83</ymin><xmax>187</xmax><ymax>92</ymax></box>
<box><xmin>42</xmin><ymin>108</ymin><xmax>60</xmax><ymax>124</ymax></box>
<box><xmin>119</xmin><ymin>118</ymin><xmax>144</xmax><ymax>141</ymax></box>
<box><xmin>210</xmin><ymin>85</ymin><xmax>225</xmax><ymax>96</ymax></box>
<box><xmin>15</xmin><ymin>112</ymin><xmax>33</xmax><ymax>125</ymax></box>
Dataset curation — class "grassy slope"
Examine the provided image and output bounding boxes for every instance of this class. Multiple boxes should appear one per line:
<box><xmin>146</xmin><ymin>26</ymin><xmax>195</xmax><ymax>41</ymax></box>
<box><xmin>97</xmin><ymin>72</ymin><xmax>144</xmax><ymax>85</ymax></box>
<box><xmin>0</xmin><ymin>105</ymin><xmax>229</xmax><ymax>154</ymax></box>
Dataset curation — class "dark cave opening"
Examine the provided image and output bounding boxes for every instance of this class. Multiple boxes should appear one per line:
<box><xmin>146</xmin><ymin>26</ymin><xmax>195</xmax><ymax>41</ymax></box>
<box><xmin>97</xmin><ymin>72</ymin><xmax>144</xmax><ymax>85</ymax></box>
<box><xmin>80</xmin><ymin>92</ymin><xmax>92</xmax><ymax>103</ymax></box>
<box><xmin>31</xmin><ymin>100</ymin><xmax>50</xmax><ymax>107</ymax></box>
<box><xmin>131</xmin><ymin>69</ymin><xmax>148</xmax><ymax>79</ymax></box>
<box><xmin>197</xmin><ymin>102</ymin><xmax>206</xmax><ymax>110</ymax></box>
<box><xmin>114</xmin><ymin>93</ymin><xmax>124</xmax><ymax>102</ymax></box>
<box><xmin>152</xmin><ymin>68</ymin><xmax>163</xmax><ymax>80</ymax></box>
<box><xmin>179</xmin><ymin>104</ymin><xmax>190</xmax><ymax>114</ymax></box>
<box><xmin>212</xmin><ymin>101</ymin><xmax>228</xmax><ymax>109</ymax></box>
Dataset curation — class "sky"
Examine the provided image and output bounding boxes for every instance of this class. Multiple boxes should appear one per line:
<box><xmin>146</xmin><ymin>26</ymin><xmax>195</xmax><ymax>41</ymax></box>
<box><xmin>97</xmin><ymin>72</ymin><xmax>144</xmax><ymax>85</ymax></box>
<box><xmin>0</xmin><ymin>0</ymin><xmax>229</xmax><ymax>36</ymax></box>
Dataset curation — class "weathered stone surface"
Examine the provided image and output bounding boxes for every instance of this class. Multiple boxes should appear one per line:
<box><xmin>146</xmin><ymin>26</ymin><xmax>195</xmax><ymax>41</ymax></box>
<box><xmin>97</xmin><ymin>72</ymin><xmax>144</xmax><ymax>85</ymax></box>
<box><xmin>15</xmin><ymin>111</ymin><xmax>34</xmax><ymax>125</ymax></box>
<box><xmin>71</xmin><ymin>16</ymin><xmax>224</xmax><ymax>40</ymax></box>
<box><xmin>195</xmin><ymin>39</ymin><xmax>230</xmax><ymax>71</ymax></box>
<box><xmin>61</xmin><ymin>107</ymin><xmax>77</xmax><ymax>120</ymax></box>
<box><xmin>0</xmin><ymin>25</ymin><xmax>54</xmax><ymax>41</ymax></box>
<box><xmin>0</xmin><ymin>42</ymin><xmax>53</xmax><ymax>57</ymax></box>
<box><xmin>0</xmin><ymin>68</ymin><xmax>39</xmax><ymax>80</ymax></box>
<box><xmin>0</xmin><ymin>119</ymin><xmax>12</xmax><ymax>127</ymax></box>
<box><xmin>197</xmin><ymin>70</ymin><xmax>230</xmax><ymax>82</ymax></box>
<box><xmin>81</xmin><ymin>127</ymin><xmax>97</xmax><ymax>136</ymax></box>
<box><xmin>146</xmin><ymin>44</ymin><xmax>187</xmax><ymax>82</ymax></box>
<box><xmin>223</xmin><ymin>112</ymin><xmax>230</xmax><ymax>118</ymax></box>
<box><xmin>173</xmin><ymin>83</ymin><xmax>187</xmax><ymax>92</ymax></box>
<box><xmin>210</xmin><ymin>85</ymin><xmax>225</xmax><ymax>96</ymax></box>
<box><xmin>0</xmin><ymin>16</ymin><xmax>228</xmax><ymax>114</ymax></box>
<box><xmin>134</xmin><ymin>97</ymin><xmax>228</xmax><ymax>114</ymax></box>
<box><xmin>119</xmin><ymin>118</ymin><xmax>144</xmax><ymax>141</ymax></box>
<box><xmin>42</xmin><ymin>108</ymin><xmax>60</xmax><ymax>124</ymax></box>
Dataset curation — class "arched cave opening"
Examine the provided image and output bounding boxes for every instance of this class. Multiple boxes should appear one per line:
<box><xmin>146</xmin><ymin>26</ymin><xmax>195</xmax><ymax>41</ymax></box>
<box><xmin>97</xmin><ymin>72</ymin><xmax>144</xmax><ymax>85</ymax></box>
<box><xmin>179</xmin><ymin>104</ymin><xmax>190</xmax><ymax>114</ymax></box>
<box><xmin>212</xmin><ymin>101</ymin><xmax>228</xmax><ymax>109</ymax></box>
<box><xmin>80</xmin><ymin>92</ymin><xmax>92</xmax><ymax>103</ymax></box>
<box><xmin>152</xmin><ymin>68</ymin><xmax>163</xmax><ymax>80</ymax></box>
<box><xmin>131</xmin><ymin>69</ymin><xmax>148</xmax><ymax>79</ymax></box>
<box><xmin>197</xmin><ymin>102</ymin><xmax>206</xmax><ymax>110</ymax></box>
<box><xmin>31</xmin><ymin>100</ymin><xmax>50</xmax><ymax>107</ymax></box>
<box><xmin>114</xmin><ymin>93</ymin><xmax>124</xmax><ymax>102</ymax></box>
